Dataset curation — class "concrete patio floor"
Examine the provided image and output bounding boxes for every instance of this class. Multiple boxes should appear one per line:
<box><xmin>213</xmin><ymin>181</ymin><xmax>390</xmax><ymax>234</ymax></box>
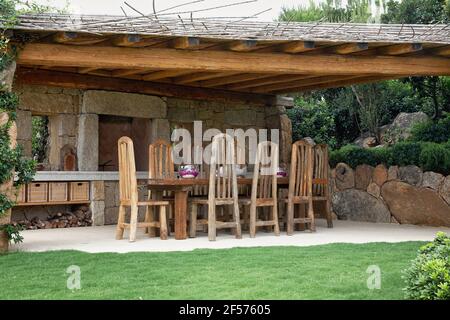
<box><xmin>10</xmin><ymin>220</ymin><xmax>450</xmax><ymax>253</ymax></box>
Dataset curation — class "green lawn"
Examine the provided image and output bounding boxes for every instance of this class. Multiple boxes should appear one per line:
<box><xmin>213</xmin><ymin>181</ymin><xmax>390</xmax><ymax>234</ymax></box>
<box><xmin>0</xmin><ymin>242</ymin><xmax>423</xmax><ymax>300</ymax></box>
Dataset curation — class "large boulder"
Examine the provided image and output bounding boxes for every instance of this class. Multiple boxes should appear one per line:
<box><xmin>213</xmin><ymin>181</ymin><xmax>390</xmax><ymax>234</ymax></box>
<box><xmin>332</xmin><ymin>189</ymin><xmax>391</xmax><ymax>223</ymax></box>
<box><xmin>440</xmin><ymin>176</ymin><xmax>450</xmax><ymax>205</ymax></box>
<box><xmin>381</xmin><ymin>112</ymin><xmax>429</xmax><ymax>144</ymax></box>
<box><xmin>399</xmin><ymin>165</ymin><xmax>423</xmax><ymax>186</ymax></box>
<box><xmin>335</xmin><ymin>163</ymin><xmax>355</xmax><ymax>190</ymax></box>
<box><xmin>381</xmin><ymin>181</ymin><xmax>450</xmax><ymax>227</ymax></box>
<box><xmin>422</xmin><ymin>172</ymin><xmax>444</xmax><ymax>191</ymax></box>
<box><xmin>354</xmin><ymin>165</ymin><xmax>373</xmax><ymax>190</ymax></box>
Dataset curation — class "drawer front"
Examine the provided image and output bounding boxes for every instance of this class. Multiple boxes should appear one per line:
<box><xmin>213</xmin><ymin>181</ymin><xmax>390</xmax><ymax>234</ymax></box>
<box><xmin>16</xmin><ymin>185</ymin><xmax>26</xmax><ymax>203</ymax></box>
<box><xmin>70</xmin><ymin>182</ymin><xmax>90</xmax><ymax>201</ymax></box>
<box><xmin>27</xmin><ymin>183</ymin><xmax>48</xmax><ymax>203</ymax></box>
<box><xmin>48</xmin><ymin>182</ymin><xmax>68</xmax><ymax>202</ymax></box>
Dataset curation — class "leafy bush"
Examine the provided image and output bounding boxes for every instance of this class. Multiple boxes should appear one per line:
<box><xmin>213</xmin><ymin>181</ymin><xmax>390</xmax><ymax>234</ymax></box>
<box><xmin>403</xmin><ymin>232</ymin><xmax>450</xmax><ymax>300</ymax></box>
<box><xmin>329</xmin><ymin>145</ymin><xmax>390</xmax><ymax>168</ymax></box>
<box><xmin>419</xmin><ymin>143</ymin><xmax>450</xmax><ymax>174</ymax></box>
<box><xmin>390</xmin><ymin>142</ymin><xmax>423</xmax><ymax>166</ymax></box>
<box><xmin>410</xmin><ymin>114</ymin><xmax>450</xmax><ymax>143</ymax></box>
<box><xmin>330</xmin><ymin>141</ymin><xmax>450</xmax><ymax>175</ymax></box>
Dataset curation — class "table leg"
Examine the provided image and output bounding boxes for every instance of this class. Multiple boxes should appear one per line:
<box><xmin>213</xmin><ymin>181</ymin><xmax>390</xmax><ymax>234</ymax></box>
<box><xmin>174</xmin><ymin>190</ymin><xmax>188</xmax><ymax>240</ymax></box>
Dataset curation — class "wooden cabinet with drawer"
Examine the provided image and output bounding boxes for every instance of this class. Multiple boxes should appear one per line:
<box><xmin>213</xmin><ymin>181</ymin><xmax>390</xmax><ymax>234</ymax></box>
<box><xmin>70</xmin><ymin>182</ymin><xmax>90</xmax><ymax>201</ymax></box>
<box><xmin>27</xmin><ymin>183</ymin><xmax>48</xmax><ymax>203</ymax></box>
<box><xmin>48</xmin><ymin>182</ymin><xmax>69</xmax><ymax>202</ymax></box>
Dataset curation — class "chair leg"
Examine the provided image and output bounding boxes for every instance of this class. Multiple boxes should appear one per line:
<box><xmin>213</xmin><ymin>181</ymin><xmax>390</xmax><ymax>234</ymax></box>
<box><xmin>272</xmin><ymin>204</ymin><xmax>280</xmax><ymax>236</ymax></box>
<box><xmin>233</xmin><ymin>200</ymin><xmax>242</xmax><ymax>239</ymax></box>
<box><xmin>297</xmin><ymin>204</ymin><xmax>306</xmax><ymax>231</ymax></box>
<box><xmin>190</xmin><ymin>203</ymin><xmax>198</xmax><ymax>238</ymax></box>
<box><xmin>249</xmin><ymin>203</ymin><xmax>257</xmax><ymax>238</ymax></box>
<box><xmin>145</xmin><ymin>205</ymin><xmax>156</xmax><ymax>237</ymax></box>
<box><xmin>325</xmin><ymin>199</ymin><xmax>333</xmax><ymax>228</ymax></box>
<box><xmin>308</xmin><ymin>199</ymin><xmax>316</xmax><ymax>232</ymax></box>
<box><xmin>159</xmin><ymin>206</ymin><xmax>168</xmax><ymax>240</ymax></box>
<box><xmin>115</xmin><ymin>205</ymin><xmax>126</xmax><ymax>240</ymax></box>
<box><xmin>129</xmin><ymin>204</ymin><xmax>138</xmax><ymax>242</ymax></box>
<box><xmin>208</xmin><ymin>204</ymin><xmax>216</xmax><ymax>241</ymax></box>
<box><xmin>287</xmin><ymin>201</ymin><xmax>294</xmax><ymax>236</ymax></box>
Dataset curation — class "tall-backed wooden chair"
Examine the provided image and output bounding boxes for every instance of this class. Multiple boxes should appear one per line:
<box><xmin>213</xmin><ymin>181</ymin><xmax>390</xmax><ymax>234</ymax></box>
<box><xmin>313</xmin><ymin>144</ymin><xmax>333</xmax><ymax>228</ymax></box>
<box><xmin>239</xmin><ymin>141</ymin><xmax>280</xmax><ymax>238</ymax></box>
<box><xmin>147</xmin><ymin>139</ymin><xmax>175</xmax><ymax>235</ymax></box>
<box><xmin>116</xmin><ymin>137</ymin><xmax>169</xmax><ymax>242</ymax></box>
<box><xmin>189</xmin><ymin>134</ymin><xmax>241</xmax><ymax>241</ymax></box>
<box><xmin>284</xmin><ymin>140</ymin><xmax>316</xmax><ymax>235</ymax></box>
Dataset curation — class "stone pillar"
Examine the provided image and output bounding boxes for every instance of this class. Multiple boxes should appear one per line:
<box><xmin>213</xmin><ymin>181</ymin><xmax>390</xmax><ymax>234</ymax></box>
<box><xmin>90</xmin><ymin>181</ymin><xmax>105</xmax><ymax>226</ymax></box>
<box><xmin>77</xmin><ymin>114</ymin><xmax>98</xmax><ymax>171</ymax></box>
<box><xmin>16</xmin><ymin>110</ymin><xmax>32</xmax><ymax>157</ymax></box>
<box><xmin>265</xmin><ymin>103</ymin><xmax>293</xmax><ymax>165</ymax></box>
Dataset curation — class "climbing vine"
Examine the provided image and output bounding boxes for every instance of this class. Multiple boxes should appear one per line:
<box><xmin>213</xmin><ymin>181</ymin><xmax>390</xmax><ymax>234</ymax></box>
<box><xmin>0</xmin><ymin>0</ymin><xmax>36</xmax><ymax>243</ymax></box>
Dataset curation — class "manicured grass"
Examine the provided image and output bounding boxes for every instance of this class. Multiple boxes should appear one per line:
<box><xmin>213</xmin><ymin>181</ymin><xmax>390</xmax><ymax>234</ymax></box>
<box><xmin>0</xmin><ymin>242</ymin><xmax>423</xmax><ymax>300</ymax></box>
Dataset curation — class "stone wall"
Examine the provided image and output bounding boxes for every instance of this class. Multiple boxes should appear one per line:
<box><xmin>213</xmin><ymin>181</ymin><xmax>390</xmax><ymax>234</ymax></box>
<box><xmin>331</xmin><ymin>163</ymin><xmax>450</xmax><ymax>227</ymax></box>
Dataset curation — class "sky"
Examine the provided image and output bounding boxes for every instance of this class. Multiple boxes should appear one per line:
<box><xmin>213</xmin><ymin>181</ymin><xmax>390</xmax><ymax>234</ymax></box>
<box><xmin>32</xmin><ymin>0</ymin><xmax>321</xmax><ymax>21</ymax></box>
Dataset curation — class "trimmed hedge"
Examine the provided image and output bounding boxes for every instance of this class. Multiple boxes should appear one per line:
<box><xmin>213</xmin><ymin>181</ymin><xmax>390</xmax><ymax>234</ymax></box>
<box><xmin>330</xmin><ymin>141</ymin><xmax>450</xmax><ymax>175</ymax></box>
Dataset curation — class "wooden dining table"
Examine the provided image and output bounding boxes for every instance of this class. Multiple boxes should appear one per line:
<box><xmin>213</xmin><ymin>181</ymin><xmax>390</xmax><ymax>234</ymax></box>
<box><xmin>148</xmin><ymin>177</ymin><xmax>289</xmax><ymax>240</ymax></box>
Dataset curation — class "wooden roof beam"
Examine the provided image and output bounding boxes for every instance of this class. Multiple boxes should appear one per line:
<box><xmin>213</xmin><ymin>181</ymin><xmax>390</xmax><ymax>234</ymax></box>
<box><xmin>280</xmin><ymin>41</ymin><xmax>315</xmax><ymax>53</ymax></box>
<box><xmin>173</xmin><ymin>72</ymin><xmax>237</xmax><ymax>85</ymax></box>
<box><xmin>170</xmin><ymin>37</ymin><xmax>201</xmax><ymax>50</ymax></box>
<box><xmin>18</xmin><ymin>43</ymin><xmax>450</xmax><ymax>77</ymax></box>
<box><xmin>226</xmin><ymin>74</ymin><xmax>317</xmax><ymax>90</ymax></box>
<box><xmin>228</xmin><ymin>40</ymin><xmax>258</xmax><ymax>52</ymax></box>
<box><xmin>111</xmin><ymin>34</ymin><xmax>141</xmax><ymax>47</ymax></box>
<box><xmin>200</xmin><ymin>74</ymin><xmax>276</xmax><ymax>87</ymax></box>
<box><xmin>431</xmin><ymin>45</ymin><xmax>450</xmax><ymax>57</ymax></box>
<box><xmin>112</xmin><ymin>69</ymin><xmax>155</xmax><ymax>77</ymax></box>
<box><xmin>377</xmin><ymin>43</ymin><xmax>423</xmax><ymax>56</ymax></box>
<box><xmin>52</xmin><ymin>32</ymin><xmax>105</xmax><ymax>45</ymax></box>
<box><xmin>274</xmin><ymin>75</ymin><xmax>402</xmax><ymax>94</ymax></box>
<box><xmin>252</xmin><ymin>75</ymin><xmax>367</xmax><ymax>93</ymax></box>
<box><xmin>16</xmin><ymin>68</ymin><xmax>277</xmax><ymax>106</ymax></box>
<box><xmin>142</xmin><ymin>69</ymin><xmax>193</xmax><ymax>81</ymax></box>
<box><xmin>328</xmin><ymin>42</ymin><xmax>369</xmax><ymax>54</ymax></box>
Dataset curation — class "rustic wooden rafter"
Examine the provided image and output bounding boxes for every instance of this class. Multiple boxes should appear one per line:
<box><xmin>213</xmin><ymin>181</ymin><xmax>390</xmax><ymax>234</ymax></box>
<box><xmin>18</xmin><ymin>43</ymin><xmax>450</xmax><ymax>77</ymax></box>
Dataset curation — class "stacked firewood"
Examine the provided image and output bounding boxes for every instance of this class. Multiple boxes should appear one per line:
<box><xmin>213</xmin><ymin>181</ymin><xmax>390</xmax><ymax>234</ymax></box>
<box><xmin>14</xmin><ymin>206</ymin><xmax>93</xmax><ymax>230</ymax></box>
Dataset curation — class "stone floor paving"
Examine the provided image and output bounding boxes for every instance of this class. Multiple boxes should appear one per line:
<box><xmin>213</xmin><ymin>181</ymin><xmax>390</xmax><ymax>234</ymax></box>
<box><xmin>10</xmin><ymin>219</ymin><xmax>450</xmax><ymax>253</ymax></box>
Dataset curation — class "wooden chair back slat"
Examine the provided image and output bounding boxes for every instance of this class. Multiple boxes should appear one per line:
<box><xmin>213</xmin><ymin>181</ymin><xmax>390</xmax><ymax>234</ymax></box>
<box><xmin>289</xmin><ymin>140</ymin><xmax>313</xmax><ymax>198</ymax></box>
<box><xmin>118</xmin><ymin>137</ymin><xmax>138</xmax><ymax>204</ymax></box>
<box><xmin>209</xmin><ymin>134</ymin><xmax>238</xmax><ymax>201</ymax></box>
<box><xmin>252</xmin><ymin>141</ymin><xmax>279</xmax><ymax>201</ymax></box>
<box><xmin>313</xmin><ymin>144</ymin><xmax>328</xmax><ymax>196</ymax></box>
<box><xmin>149</xmin><ymin>139</ymin><xmax>175</xmax><ymax>179</ymax></box>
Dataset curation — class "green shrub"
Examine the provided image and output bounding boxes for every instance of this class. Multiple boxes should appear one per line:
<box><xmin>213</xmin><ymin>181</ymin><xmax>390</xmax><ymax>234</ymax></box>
<box><xmin>329</xmin><ymin>145</ymin><xmax>391</xmax><ymax>168</ymax></box>
<box><xmin>403</xmin><ymin>232</ymin><xmax>450</xmax><ymax>300</ymax></box>
<box><xmin>419</xmin><ymin>143</ymin><xmax>450</xmax><ymax>175</ymax></box>
<box><xmin>410</xmin><ymin>114</ymin><xmax>450</xmax><ymax>143</ymax></box>
<box><xmin>390</xmin><ymin>142</ymin><xmax>422</xmax><ymax>166</ymax></box>
<box><xmin>330</xmin><ymin>141</ymin><xmax>450</xmax><ymax>175</ymax></box>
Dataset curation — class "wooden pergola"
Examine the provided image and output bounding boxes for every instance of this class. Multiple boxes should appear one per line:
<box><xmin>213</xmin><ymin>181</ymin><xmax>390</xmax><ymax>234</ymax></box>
<box><xmin>7</xmin><ymin>14</ymin><xmax>450</xmax><ymax>105</ymax></box>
